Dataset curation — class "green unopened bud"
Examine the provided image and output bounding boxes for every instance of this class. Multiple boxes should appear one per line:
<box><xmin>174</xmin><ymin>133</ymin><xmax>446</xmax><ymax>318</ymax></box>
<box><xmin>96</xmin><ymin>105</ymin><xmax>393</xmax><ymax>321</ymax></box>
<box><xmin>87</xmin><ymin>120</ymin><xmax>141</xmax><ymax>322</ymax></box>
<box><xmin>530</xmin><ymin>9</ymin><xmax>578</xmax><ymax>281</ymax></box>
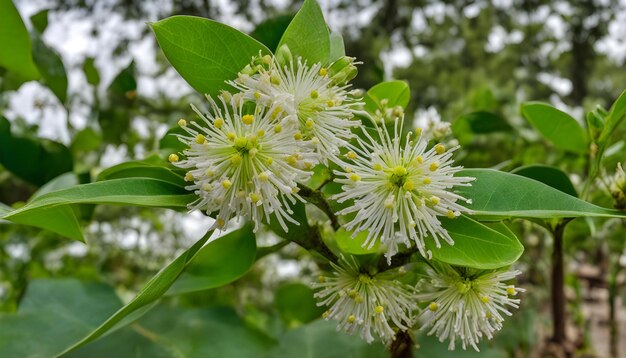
<box><xmin>328</xmin><ymin>56</ymin><xmax>358</xmax><ymax>85</ymax></box>
<box><xmin>239</xmin><ymin>64</ymin><xmax>256</xmax><ymax>76</ymax></box>
<box><xmin>276</xmin><ymin>44</ymin><xmax>293</xmax><ymax>66</ymax></box>
<box><xmin>611</xmin><ymin>163</ymin><xmax>626</xmax><ymax>210</ymax></box>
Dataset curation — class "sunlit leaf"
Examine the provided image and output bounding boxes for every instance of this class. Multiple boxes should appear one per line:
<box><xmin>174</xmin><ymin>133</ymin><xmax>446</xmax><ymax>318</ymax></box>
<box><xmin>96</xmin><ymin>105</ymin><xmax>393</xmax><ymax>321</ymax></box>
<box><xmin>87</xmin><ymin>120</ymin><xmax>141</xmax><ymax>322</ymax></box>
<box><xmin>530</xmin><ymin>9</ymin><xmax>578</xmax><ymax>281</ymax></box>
<box><xmin>0</xmin><ymin>0</ymin><xmax>40</xmax><ymax>81</ymax></box>
<box><xmin>521</xmin><ymin>102</ymin><xmax>587</xmax><ymax>154</ymax></box>
<box><xmin>277</xmin><ymin>0</ymin><xmax>330</xmax><ymax>65</ymax></box>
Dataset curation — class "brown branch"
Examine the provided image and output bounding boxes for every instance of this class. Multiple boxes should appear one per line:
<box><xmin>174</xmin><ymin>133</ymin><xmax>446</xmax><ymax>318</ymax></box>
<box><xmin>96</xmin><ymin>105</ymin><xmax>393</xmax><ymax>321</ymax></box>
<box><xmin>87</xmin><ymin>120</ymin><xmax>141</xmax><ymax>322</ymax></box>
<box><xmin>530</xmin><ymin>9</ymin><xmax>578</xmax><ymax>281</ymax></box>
<box><xmin>298</xmin><ymin>183</ymin><xmax>341</xmax><ymax>231</ymax></box>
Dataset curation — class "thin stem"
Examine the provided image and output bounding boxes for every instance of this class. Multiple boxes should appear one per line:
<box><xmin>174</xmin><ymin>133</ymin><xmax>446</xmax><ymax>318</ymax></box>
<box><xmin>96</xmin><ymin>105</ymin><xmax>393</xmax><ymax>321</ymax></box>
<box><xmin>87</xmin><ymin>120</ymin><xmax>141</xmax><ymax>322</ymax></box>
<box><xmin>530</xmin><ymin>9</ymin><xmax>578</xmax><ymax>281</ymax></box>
<box><xmin>609</xmin><ymin>257</ymin><xmax>620</xmax><ymax>358</ymax></box>
<box><xmin>298</xmin><ymin>183</ymin><xmax>341</xmax><ymax>231</ymax></box>
<box><xmin>550</xmin><ymin>219</ymin><xmax>572</xmax><ymax>344</ymax></box>
<box><xmin>389</xmin><ymin>330</ymin><xmax>413</xmax><ymax>358</ymax></box>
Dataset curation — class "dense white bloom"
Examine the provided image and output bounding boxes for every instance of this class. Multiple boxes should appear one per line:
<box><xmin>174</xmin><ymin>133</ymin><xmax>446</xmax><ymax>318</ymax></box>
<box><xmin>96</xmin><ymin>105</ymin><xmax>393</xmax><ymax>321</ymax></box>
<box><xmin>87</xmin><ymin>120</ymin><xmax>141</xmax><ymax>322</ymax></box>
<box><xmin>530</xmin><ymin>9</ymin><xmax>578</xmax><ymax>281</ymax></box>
<box><xmin>333</xmin><ymin>121</ymin><xmax>474</xmax><ymax>261</ymax></box>
<box><xmin>230</xmin><ymin>55</ymin><xmax>362</xmax><ymax>162</ymax></box>
<box><xmin>413</xmin><ymin>106</ymin><xmax>451</xmax><ymax>141</ymax></box>
<box><xmin>313</xmin><ymin>257</ymin><xmax>417</xmax><ymax>345</ymax></box>
<box><xmin>170</xmin><ymin>94</ymin><xmax>318</xmax><ymax>231</ymax></box>
<box><xmin>416</xmin><ymin>263</ymin><xmax>524</xmax><ymax>351</ymax></box>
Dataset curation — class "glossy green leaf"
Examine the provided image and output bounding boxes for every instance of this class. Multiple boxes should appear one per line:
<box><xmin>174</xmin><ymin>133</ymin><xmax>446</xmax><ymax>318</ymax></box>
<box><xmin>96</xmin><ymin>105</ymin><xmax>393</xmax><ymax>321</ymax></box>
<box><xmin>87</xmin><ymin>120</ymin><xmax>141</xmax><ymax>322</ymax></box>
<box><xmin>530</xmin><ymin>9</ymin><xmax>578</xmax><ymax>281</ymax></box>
<box><xmin>97</xmin><ymin>157</ymin><xmax>185</xmax><ymax>188</ymax></box>
<box><xmin>31</xmin><ymin>33</ymin><xmax>68</xmax><ymax>104</ymax></box>
<box><xmin>29</xmin><ymin>172</ymin><xmax>78</xmax><ymax>201</ymax></box>
<box><xmin>329</xmin><ymin>32</ymin><xmax>345</xmax><ymax>62</ymax></box>
<box><xmin>364</xmin><ymin>80</ymin><xmax>410</xmax><ymax>114</ymax></box>
<box><xmin>30</xmin><ymin>9</ymin><xmax>49</xmax><ymax>33</ymax></box>
<box><xmin>159</xmin><ymin>124</ymin><xmax>187</xmax><ymax>152</ymax></box>
<box><xmin>151</xmin><ymin>15</ymin><xmax>270</xmax><ymax>96</ymax></box>
<box><xmin>167</xmin><ymin>225</ymin><xmax>256</xmax><ymax>294</ymax></box>
<box><xmin>0</xmin><ymin>117</ymin><xmax>73</xmax><ymax>186</ymax></box>
<box><xmin>250</xmin><ymin>14</ymin><xmax>293</xmax><ymax>52</ymax></box>
<box><xmin>521</xmin><ymin>102</ymin><xmax>587</xmax><ymax>153</ymax></box>
<box><xmin>599</xmin><ymin>89</ymin><xmax>626</xmax><ymax>144</ymax></box>
<box><xmin>458</xmin><ymin>169</ymin><xmax>626</xmax><ymax>220</ymax></box>
<box><xmin>59</xmin><ymin>228</ymin><xmax>215</xmax><ymax>354</ymax></box>
<box><xmin>268</xmin><ymin>200</ymin><xmax>309</xmax><ymax>241</ymax></box>
<box><xmin>82</xmin><ymin>57</ymin><xmax>100</xmax><ymax>86</ymax></box>
<box><xmin>277</xmin><ymin>0</ymin><xmax>330</xmax><ymax>65</ymax></box>
<box><xmin>511</xmin><ymin>165</ymin><xmax>577</xmax><ymax>197</ymax></box>
<box><xmin>335</xmin><ymin>227</ymin><xmax>381</xmax><ymax>255</ymax></box>
<box><xmin>263</xmin><ymin>319</ymin><xmax>387</xmax><ymax>358</ymax></box>
<box><xmin>275</xmin><ymin>283</ymin><xmax>325</xmax><ymax>325</ymax></box>
<box><xmin>1</xmin><ymin>178</ymin><xmax>193</xmax><ymax>241</ymax></box>
<box><xmin>0</xmin><ymin>0</ymin><xmax>40</xmax><ymax>81</ymax></box>
<box><xmin>427</xmin><ymin>215</ymin><xmax>523</xmax><ymax>269</ymax></box>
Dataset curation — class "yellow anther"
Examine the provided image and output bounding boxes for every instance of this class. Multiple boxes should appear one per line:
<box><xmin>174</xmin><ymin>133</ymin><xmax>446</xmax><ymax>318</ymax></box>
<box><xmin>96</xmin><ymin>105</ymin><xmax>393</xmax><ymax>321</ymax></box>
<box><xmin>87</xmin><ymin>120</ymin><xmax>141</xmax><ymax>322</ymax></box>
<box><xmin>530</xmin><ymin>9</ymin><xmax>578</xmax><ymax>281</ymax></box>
<box><xmin>326</xmin><ymin>100</ymin><xmax>334</xmax><ymax>107</ymax></box>
<box><xmin>270</xmin><ymin>74</ymin><xmax>281</xmax><ymax>85</ymax></box>
<box><xmin>374</xmin><ymin>306</ymin><xmax>384</xmax><ymax>314</ymax></box>
<box><xmin>346</xmin><ymin>151</ymin><xmax>357</xmax><ymax>160</ymax></box>
<box><xmin>318</xmin><ymin>275</ymin><xmax>326</xmax><ymax>283</ymax></box>
<box><xmin>430</xmin><ymin>196</ymin><xmax>440</xmax><ymax>206</ymax></box>
<box><xmin>415</xmin><ymin>155</ymin><xmax>424</xmax><ymax>164</ymax></box>
<box><xmin>287</xmin><ymin>155</ymin><xmax>298</xmax><ymax>165</ymax></box>
<box><xmin>384</xmin><ymin>199</ymin><xmax>395</xmax><ymax>209</ymax></box>
<box><xmin>214</xmin><ymin>118</ymin><xmax>224</xmax><ymax>129</ymax></box>
<box><xmin>348</xmin><ymin>315</ymin><xmax>356</xmax><ymax>323</ymax></box>
<box><xmin>486</xmin><ymin>312</ymin><xmax>493</xmax><ymax>319</ymax></box>
<box><xmin>304</xmin><ymin>162</ymin><xmax>313</xmax><ymax>169</ymax></box>
<box><xmin>249</xmin><ymin>193</ymin><xmax>261</xmax><ymax>203</ymax></box>
<box><xmin>227</xmin><ymin>132</ymin><xmax>236</xmax><ymax>141</ymax></box>
<box><xmin>294</xmin><ymin>131</ymin><xmax>303</xmax><ymax>140</ymax></box>
<box><xmin>359</xmin><ymin>274</ymin><xmax>371</xmax><ymax>284</ymax></box>
<box><xmin>177</xmin><ymin>118</ymin><xmax>187</xmax><ymax>127</ymax></box>
<box><xmin>350</xmin><ymin>173</ymin><xmax>361</xmax><ymax>182</ymax></box>
<box><xmin>291</xmin><ymin>186</ymin><xmax>300</xmax><ymax>193</ymax></box>
<box><xmin>274</xmin><ymin>124</ymin><xmax>282</xmax><ymax>133</ymax></box>
<box><xmin>415</xmin><ymin>127</ymin><xmax>423</xmax><ymax>136</ymax></box>
<box><xmin>257</xmin><ymin>129</ymin><xmax>265</xmax><ymax>137</ymax></box>
<box><xmin>403</xmin><ymin>181</ymin><xmax>414</xmax><ymax>191</ymax></box>
<box><xmin>322</xmin><ymin>310</ymin><xmax>330</xmax><ymax>319</ymax></box>
<box><xmin>231</xmin><ymin>154</ymin><xmax>242</xmax><ymax>165</ymax></box>
<box><xmin>168</xmin><ymin>153</ymin><xmax>179</xmax><ymax>163</ymax></box>
<box><xmin>409</xmin><ymin>220</ymin><xmax>417</xmax><ymax>228</ymax></box>
<box><xmin>348</xmin><ymin>289</ymin><xmax>358</xmax><ymax>299</ymax></box>
<box><xmin>202</xmin><ymin>183</ymin><xmax>213</xmax><ymax>192</ymax></box>
<box><xmin>221</xmin><ymin>180</ymin><xmax>232</xmax><ymax>189</ymax></box>
<box><xmin>435</xmin><ymin>143</ymin><xmax>446</xmax><ymax>154</ymax></box>
<box><xmin>184</xmin><ymin>172</ymin><xmax>194</xmax><ymax>182</ymax></box>
<box><xmin>216</xmin><ymin>218</ymin><xmax>226</xmax><ymax>228</ymax></box>
<box><xmin>258</xmin><ymin>172</ymin><xmax>270</xmax><ymax>182</ymax></box>
<box><xmin>305</xmin><ymin>119</ymin><xmax>315</xmax><ymax>129</ymax></box>
<box><xmin>393</xmin><ymin>166</ymin><xmax>407</xmax><ymax>176</ymax></box>
<box><xmin>481</xmin><ymin>296</ymin><xmax>490</xmax><ymax>303</ymax></box>
<box><xmin>428</xmin><ymin>302</ymin><xmax>439</xmax><ymax>311</ymax></box>
<box><xmin>430</xmin><ymin>162</ymin><xmax>439</xmax><ymax>172</ymax></box>
<box><xmin>423</xmin><ymin>177</ymin><xmax>432</xmax><ymax>185</ymax></box>
<box><xmin>310</xmin><ymin>90</ymin><xmax>319</xmax><ymax>99</ymax></box>
<box><xmin>447</xmin><ymin>210</ymin><xmax>456</xmax><ymax>219</ymax></box>
<box><xmin>205</xmin><ymin>168</ymin><xmax>215</xmax><ymax>177</ymax></box>
<box><xmin>373</xmin><ymin>163</ymin><xmax>383</xmax><ymax>171</ymax></box>
<box><xmin>195</xmin><ymin>134</ymin><xmax>206</xmax><ymax>144</ymax></box>
<box><xmin>319</xmin><ymin>68</ymin><xmax>328</xmax><ymax>76</ymax></box>
<box><xmin>266</xmin><ymin>157</ymin><xmax>273</xmax><ymax>165</ymax></box>
<box><xmin>345</xmin><ymin>166</ymin><xmax>353</xmax><ymax>173</ymax></box>
<box><xmin>506</xmin><ymin>285</ymin><xmax>516</xmax><ymax>296</ymax></box>
<box><xmin>242</xmin><ymin>114</ymin><xmax>254</xmax><ymax>125</ymax></box>
<box><xmin>253</xmin><ymin>91</ymin><xmax>261</xmax><ymax>100</ymax></box>
<box><xmin>271</xmin><ymin>106</ymin><xmax>283</xmax><ymax>119</ymax></box>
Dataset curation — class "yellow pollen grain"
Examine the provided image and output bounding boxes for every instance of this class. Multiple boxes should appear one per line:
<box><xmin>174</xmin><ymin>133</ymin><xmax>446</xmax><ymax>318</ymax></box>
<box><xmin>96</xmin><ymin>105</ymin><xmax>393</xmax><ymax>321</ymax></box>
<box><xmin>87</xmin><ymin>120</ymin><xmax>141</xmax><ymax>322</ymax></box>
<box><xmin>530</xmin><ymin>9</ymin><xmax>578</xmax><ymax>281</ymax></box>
<box><xmin>266</xmin><ymin>157</ymin><xmax>273</xmax><ymax>165</ymax></box>
<box><xmin>216</xmin><ymin>218</ymin><xmax>225</xmax><ymax>228</ymax></box>
<box><xmin>481</xmin><ymin>296</ymin><xmax>490</xmax><ymax>303</ymax></box>
<box><xmin>221</xmin><ymin>180</ymin><xmax>232</xmax><ymax>189</ymax></box>
<box><xmin>423</xmin><ymin>177</ymin><xmax>432</xmax><ymax>185</ymax></box>
<box><xmin>305</xmin><ymin>119</ymin><xmax>314</xmax><ymax>129</ymax></box>
<box><xmin>184</xmin><ymin>172</ymin><xmax>194</xmax><ymax>182</ymax></box>
<box><xmin>253</xmin><ymin>91</ymin><xmax>261</xmax><ymax>100</ymax></box>
<box><xmin>318</xmin><ymin>275</ymin><xmax>326</xmax><ymax>283</ymax></box>
<box><xmin>214</xmin><ymin>118</ymin><xmax>224</xmax><ymax>129</ymax></box>
<box><xmin>271</xmin><ymin>106</ymin><xmax>282</xmax><ymax>119</ymax></box>
<box><xmin>435</xmin><ymin>143</ymin><xmax>446</xmax><ymax>154</ymax></box>
<box><xmin>393</xmin><ymin>166</ymin><xmax>407</xmax><ymax>176</ymax></box>
<box><xmin>350</xmin><ymin>173</ymin><xmax>361</xmax><ymax>182</ymax></box>
<box><xmin>249</xmin><ymin>193</ymin><xmax>261</xmax><ymax>203</ymax></box>
<box><xmin>205</xmin><ymin>168</ymin><xmax>215</xmax><ymax>177</ymax></box>
<box><xmin>430</xmin><ymin>196</ymin><xmax>440</xmax><ymax>206</ymax></box>
<box><xmin>231</xmin><ymin>154</ymin><xmax>242</xmax><ymax>165</ymax></box>
<box><xmin>270</xmin><ymin>75</ymin><xmax>280</xmax><ymax>85</ymax></box>
<box><xmin>430</xmin><ymin>162</ymin><xmax>439</xmax><ymax>171</ymax></box>
<box><xmin>326</xmin><ymin>100</ymin><xmax>334</xmax><ymax>107</ymax></box>
<box><xmin>403</xmin><ymin>181</ymin><xmax>414</xmax><ymax>191</ymax></box>
<box><xmin>428</xmin><ymin>302</ymin><xmax>439</xmax><ymax>311</ymax></box>
<box><xmin>256</xmin><ymin>129</ymin><xmax>265</xmax><ymax>137</ymax></box>
<box><xmin>274</xmin><ymin>124</ymin><xmax>282</xmax><ymax>133</ymax></box>
<box><xmin>168</xmin><ymin>153</ymin><xmax>179</xmax><ymax>163</ymax></box>
<box><xmin>177</xmin><ymin>118</ymin><xmax>187</xmax><ymax>127</ymax></box>
<box><xmin>287</xmin><ymin>155</ymin><xmax>298</xmax><ymax>165</ymax></box>
<box><xmin>242</xmin><ymin>114</ymin><xmax>254</xmax><ymax>125</ymax></box>
<box><xmin>346</xmin><ymin>151</ymin><xmax>357</xmax><ymax>160</ymax></box>
<box><xmin>348</xmin><ymin>315</ymin><xmax>356</xmax><ymax>324</ymax></box>
<box><xmin>319</xmin><ymin>68</ymin><xmax>328</xmax><ymax>76</ymax></box>
<box><xmin>374</xmin><ymin>306</ymin><xmax>384</xmax><ymax>314</ymax></box>
<box><xmin>227</xmin><ymin>132</ymin><xmax>236</xmax><ymax>141</ymax></box>
<box><xmin>506</xmin><ymin>286</ymin><xmax>516</xmax><ymax>295</ymax></box>
<box><xmin>373</xmin><ymin>163</ymin><xmax>382</xmax><ymax>171</ymax></box>
<box><xmin>310</xmin><ymin>90</ymin><xmax>319</xmax><ymax>99</ymax></box>
<box><xmin>294</xmin><ymin>131</ymin><xmax>303</xmax><ymax>140</ymax></box>
<box><xmin>447</xmin><ymin>210</ymin><xmax>456</xmax><ymax>219</ymax></box>
<box><xmin>195</xmin><ymin>134</ymin><xmax>206</xmax><ymax>144</ymax></box>
<box><xmin>258</xmin><ymin>172</ymin><xmax>270</xmax><ymax>182</ymax></box>
<box><xmin>415</xmin><ymin>155</ymin><xmax>424</xmax><ymax>164</ymax></box>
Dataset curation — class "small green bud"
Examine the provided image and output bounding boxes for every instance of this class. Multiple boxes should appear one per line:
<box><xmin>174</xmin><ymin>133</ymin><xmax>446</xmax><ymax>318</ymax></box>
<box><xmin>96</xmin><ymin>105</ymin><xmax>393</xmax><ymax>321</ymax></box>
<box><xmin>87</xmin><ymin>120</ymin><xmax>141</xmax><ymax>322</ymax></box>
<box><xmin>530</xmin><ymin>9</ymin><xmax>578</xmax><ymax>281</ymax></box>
<box><xmin>328</xmin><ymin>56</ymin><xmax>358</xmax><ymax>85</ymax></box>
<box><xmin>276</xmin><ymin>44</ymin><xmax>293</xmax><ymax>66</ymax></box>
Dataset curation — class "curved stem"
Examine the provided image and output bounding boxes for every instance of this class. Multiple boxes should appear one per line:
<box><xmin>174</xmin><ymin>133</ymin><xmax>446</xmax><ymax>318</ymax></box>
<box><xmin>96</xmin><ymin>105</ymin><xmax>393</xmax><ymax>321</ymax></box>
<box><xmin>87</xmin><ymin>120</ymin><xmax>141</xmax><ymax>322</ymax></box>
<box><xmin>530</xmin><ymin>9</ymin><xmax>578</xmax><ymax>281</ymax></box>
<box><xmin>390</xmin><ymin>330</ymin><xmax>413</xmax><ymax>358</ymax></box>
<box><xmin>298</xmin><ymin>183</ymin><xmax>341</xmax><ymax>231</ymax></box>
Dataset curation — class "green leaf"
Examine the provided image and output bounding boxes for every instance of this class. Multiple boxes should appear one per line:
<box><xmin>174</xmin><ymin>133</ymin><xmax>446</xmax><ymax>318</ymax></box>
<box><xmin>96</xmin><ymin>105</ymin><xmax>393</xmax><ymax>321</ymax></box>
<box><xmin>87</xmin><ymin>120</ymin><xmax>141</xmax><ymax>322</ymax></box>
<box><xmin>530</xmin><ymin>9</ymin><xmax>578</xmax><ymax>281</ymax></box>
<box><xmin>30</xmin><ymin>9</ymin><xmax>49</xmax><ymax>34</ymax></box>
<box><xmin>97</xmin><ymin>157</ymin><xmax>185</xmax><ymax>188</ymax></box>
<box><xmin>29</xmin><ymin>172</ymin><xmax>78</xmax><ymax>201</ymax></box>
<box><xmin>59</xmin><ymin>228</ymin><xmax>216</xmax><ymax>354</ymax></box>
<box><xmin>275</xmin><ymin>283</ymin><xmax>325</xmax><ymax>326</ymax></box>
<box><xmin>0</xmin><ymin>117</ymin><xmax>73</xmax><ymax>186</ymax></box>
<box><xmin>414</xmin><ymin>330</ymin><xmax>507</xmax><ymax>357</ymax></box>
<box><xmin>82</xmin><ymin>57</ymin><xmax>100</xmax><ymax>86</ymax></box>
<box><xmin>521</xmin><ymin>102</ymin><xmax>587</xmax><ymax>154</ymax></box>
<box><xmin>329</xmin><ymin>32</ymin><xmax>345</xmax><ymax>62</ymax></box>
<box><xmin>335</xmin><ymin>227</ymin><xmax>381</xmax><ymax>255</ymax></box>
<box><xmin>159</xmin><ymin>124</ymin><xmax>187</xmax><ymax>152</ymax></box>
<box><xmin>453</xmin><ymin>111</ymin><xmax>512</xmax><ymax>134</ymax></box>
<box><xmin>167</xmin><ymin>225</ymin><xmax>256</xmax><ymax>294</ymax></box>
<box><xmin>151</xmin><ymin>15</ymin><xmax>270</xmax><ymax>96</ymax></box>
<box><xmin>428</xmin><ymin>215</ymin><xmax>523</xmax><ymax>269</ymax></box>
<box><xmin>458</xmin><ymin>169</ymin><xmax>626</xmax><ymax>220</ymax></box>
<box><xmin>599</xmin><ymin>89</ymin><xmax>626</xmax><ymax>144</ymax></box>
<box><xmin>31</xmin><ymin>33</ymin><xmax>68</xmax><ymax>104</ymax></box>
<box><xmin>1</xmin><ymin>178</ymin><xmax>193</xmax><ymax>240</ymax></box>
<box><xmin>263</xmin><ymin>319</ymin><xmax>387</xmax><ymax>358</ymax></box>
<box><xmin>70</xmin><ymin>127</ymin><xmax>102</xmax><ymax>154</ymax></box>
<box><xmin>511</xmin><ymin>165</ymin><xmax>577</xmax><ymax>197</ymax></box>
<box><xmin>364</xmin><ymin>80</ymin><xmax>410</xmax><ymax>114</ymax></box>
<box><xmin>250</xmin><ymin>14</ymin><xmax>293</xmax><ymax>52</ymax></box>
<box><xmin>0</xmin><ymin>0</ymin><xmax>40</xmax><ymax>81</ymax></box>
<box><xmin>277</xmin><ymin>0</ymin><xmax>330</xmax><ymax>65</ymax></box>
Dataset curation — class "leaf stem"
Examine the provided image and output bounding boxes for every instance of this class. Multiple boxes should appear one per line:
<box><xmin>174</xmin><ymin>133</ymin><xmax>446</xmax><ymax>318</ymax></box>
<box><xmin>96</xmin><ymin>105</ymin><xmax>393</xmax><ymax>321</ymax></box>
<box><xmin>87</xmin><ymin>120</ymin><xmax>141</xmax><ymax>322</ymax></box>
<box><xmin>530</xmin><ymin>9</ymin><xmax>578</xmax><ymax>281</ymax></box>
<box><xmin>298</xmin><ymin>183</ymin><xmax>341</xmax><ymax>231</ymax></box>
<box><xmin>389</xmin><ymin>330</ymin><xmax>413</xmax><ymax>358</ymax></box>
<box><xmin>549</xmin><ymin>218</ymin><xmax>572</xmax><ymax>345</ymax></box>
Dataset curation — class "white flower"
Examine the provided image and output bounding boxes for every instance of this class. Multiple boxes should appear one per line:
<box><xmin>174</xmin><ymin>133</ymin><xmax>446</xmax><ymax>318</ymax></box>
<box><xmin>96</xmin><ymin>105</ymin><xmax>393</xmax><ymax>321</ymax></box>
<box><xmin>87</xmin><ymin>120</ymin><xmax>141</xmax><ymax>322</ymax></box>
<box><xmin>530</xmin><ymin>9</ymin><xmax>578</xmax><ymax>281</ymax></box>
<box><xmin>332</xmin><ymin>120</ymin><xmax>474</xmax><ymax>261</ymax></box>
<box><xmin>230</xmin><ymin>56</ymin><xmax>362</xmax><ymax>162</ymax></box>
<box><xmin>170</xmin><ymin>94</ymin><xmax>318</xmax><ymax>231</ymax></box>
<box><xmin>313</xmin><ymin>257</ymin><xmax>417</xmax><ymax>345</ymax></box>
<box><xmin>416</xmin><ymin>262</ymin><xmax>524</xmax><ymax>351</ymax></box>
<box><xmin>413</xmin><ymin>106</ymin><xmax>451</xmax><ymax>141</ymax></box>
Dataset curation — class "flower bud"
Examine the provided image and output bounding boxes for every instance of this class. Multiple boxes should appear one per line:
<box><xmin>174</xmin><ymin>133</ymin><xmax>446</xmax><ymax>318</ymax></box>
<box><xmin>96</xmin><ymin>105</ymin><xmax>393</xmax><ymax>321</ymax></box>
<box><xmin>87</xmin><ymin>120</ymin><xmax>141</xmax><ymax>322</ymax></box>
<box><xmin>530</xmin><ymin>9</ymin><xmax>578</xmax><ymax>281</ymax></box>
<box><xmin>328</xmin><ymin>56</ymin><xmax>358</xmax><ymax>85</ymax></box>
<box><xmin>611</xmin><ymin>163</ymin><xmax>626</xmax><ymax>210</ymax></box>
<box><xmin>275</xmin><ymin>44</ymin><xmax>293</xmax><ymax>66</ymax></box>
